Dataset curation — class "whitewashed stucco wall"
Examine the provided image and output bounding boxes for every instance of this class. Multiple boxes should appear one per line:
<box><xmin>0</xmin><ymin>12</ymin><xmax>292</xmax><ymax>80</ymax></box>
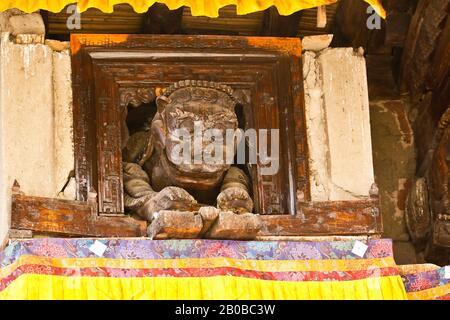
<box><xmin>0</xmin><ymin>32</ymin><xmax>74</xmax><ymax>244</ymax></box>
<box><xmin>303</xmin><ymin>39</ymin><xmax>375</xmax><ymax>202</ymax></box>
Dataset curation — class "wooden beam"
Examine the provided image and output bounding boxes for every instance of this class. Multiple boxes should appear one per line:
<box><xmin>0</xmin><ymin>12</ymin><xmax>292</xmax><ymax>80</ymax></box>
<box><xmin>11</xmin><ymin>193</ymin><xmax>380</xmax><ymax>238</ymax></box>
<box><xmin>385</xmin><ymin>12</ymin><xmax>411</xmax><ymax>46</ymax></box>
<box><xmin>142</xmin><ymin>3</ymin><xmax>184</xmax><ymax>34</ymax></box>
<box><xmin>258</xmin><ymin>199</ymin><xmax>382</xmax><ymax>236</ymax></box>
<box><xmin>316</xmin><ymin>6</ymin><xmax>327</xmax><ymax>28</ymax></box>
<box><xmin>40</xmin><ymin>10</ymin><xmax>49</xmax><ymax>35</ymax></box>
<box><xmin>260</xmin><ymin>7</ymin><xmax>302</xmax><ymax>37</ymax></box>
<box><xmin>11</xmin><ymin>194</ymin><xmax>147</xmax><ymax>237</ymax></box>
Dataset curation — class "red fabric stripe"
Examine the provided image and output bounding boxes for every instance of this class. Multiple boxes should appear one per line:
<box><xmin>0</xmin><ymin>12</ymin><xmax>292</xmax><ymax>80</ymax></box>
<box><xmin>0</xmin><ymin>264</ymin><xmax>399</xmax><ymax>292</ymax></box>
<box><xmin>437</xmin><ymin>293</ymin><xmax>450</xmax><ymax>300</ymax></box>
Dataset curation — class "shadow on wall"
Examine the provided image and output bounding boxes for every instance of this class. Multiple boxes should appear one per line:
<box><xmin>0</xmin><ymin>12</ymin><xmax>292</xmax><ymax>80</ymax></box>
<box><xmin>370</xmin><ymin>98</ymin><xmax>418</xmax><ymax>264</ymax></box>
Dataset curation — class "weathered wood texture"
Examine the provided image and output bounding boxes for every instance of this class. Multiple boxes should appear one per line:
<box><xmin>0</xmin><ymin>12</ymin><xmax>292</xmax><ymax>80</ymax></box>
<box><xmin>142</xmin><ymin>3</ymin><xmax>184</xmax><ymax>34</ymax></box>
<box><xmin>259</xmin><ymin>7</ymin><xmax>302</xmax><ymax>36</ymax></box>
<box><xmin>71</xmin><ymin>34</ymin><xmax>309</xmax><ymax>216</ymax></box>
<box><xmin>399</xmin><ymin>1</ymin><xmax>449</xmax><ymax>255</ymax></box>
<box><xmin>428</xmin><ymin>110</ymin><xmax>450</xmax><ymax>249</ymax></box>
<box><xmin>428</xmin><ymin>111</ymin><xmax>450</xmax><ymax>217</ymax></box>
<box><xmin>384</xmin><ymin>0</ymin><xmax>415</xmax><ymax>47</ymax></box>
<box><xmin>385</xmin><ymin>12</ymin><xmax>411</xmax><ymax>47</ymax></box>
<box><xmin>401</xmin><ymin>0</ymin><xmax>449</xmax><ymax>99</ymax></box>
<box><xmin>401</xmin><ymin>0</ymin><xmax>450</xmax><ymax>169</ymax></box>
<box><xmin>46</xmin><ymin>4</ymin><xmax>338</xmax><ymax>38</ymax></box>
<box><xmin>11</xmin><ymin>194</ymin><xmax>147</xmax><ymax>237</ymax></box>
<box><xmin>258</xmin><ymin>200</ymin><xmax>382</xmax><ymax>236</ymax></box>
<box><xmin>11</xmin><ymin>194</ymin><xmax>381</xmax><ymax>237</ymax></box>
<box><xmin>396</xmin><ymin>1</ymin><xmax>450</xmax><ymax>264</ymax></box>
<box><xmin>332</xmin><ymin>0</ymin><xmax>386</xmax><ymax>54</ymax></box>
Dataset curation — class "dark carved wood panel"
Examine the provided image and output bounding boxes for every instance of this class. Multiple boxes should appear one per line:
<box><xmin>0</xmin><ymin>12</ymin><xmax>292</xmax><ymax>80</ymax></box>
<box><xmin>71</xmin><ymin>34</ymin><xmax>309</xmax><ymax>215</ymax></box>
<box><xmin>259</xmin><ymin>7</ymin><xmax>302</xmax><ymax>37</ymax></box>
<box><xmin>93</xmin><ymin>68</ymin><xmax>123</xmax><ymax>214</ymax></box>
<box><xmin>429</xmin><ymin>111</ymin><xmax>450</xmax><ymax>248</ymax></box>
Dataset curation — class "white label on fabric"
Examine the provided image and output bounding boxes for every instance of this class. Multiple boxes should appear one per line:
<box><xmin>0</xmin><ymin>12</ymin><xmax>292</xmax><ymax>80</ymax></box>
<box><xmin>89</xmin><ymin>240</ymin><xmax>107</xmax><ymax>257</ymax></box>
<box><xmin>351</xmin><ymin>240</ymin><xmax>368</xmax><ymax>258</ymax></box>
<box><xmin>444</xmin><ymin>266</ymin><xmax>450</xmax><ymax>279</ymax></box>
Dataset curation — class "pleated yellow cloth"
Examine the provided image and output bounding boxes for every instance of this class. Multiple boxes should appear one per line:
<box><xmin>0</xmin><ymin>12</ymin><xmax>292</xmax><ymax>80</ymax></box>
<box><xmin>0</xmin><ymin>0</ymin><xmax>386</xmax><ymax>18</ymax></box>
<box><xmin>2</xmin><ymin>274</ymin><xmax>407</xmax><ymax>300</ymax></box>
<box><xmin>0</xmin><ymin>238</ymin><xmax>407</xmax><ymax>300</ymax></box>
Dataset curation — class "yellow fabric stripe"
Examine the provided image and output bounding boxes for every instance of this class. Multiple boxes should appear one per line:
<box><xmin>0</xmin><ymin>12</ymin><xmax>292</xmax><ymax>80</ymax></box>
<box><xmin>0</xmin><ymin>274</ymin><xmax>407</xmax><ymax>300</ymax></box>
<box><xmin>0</xmin><ymin>1</ymin><xmax>386</xmax><ymax>19</ymax></box>
<box><xmin>0</xmin><ymin>255</ymin><xmax>397</xmax><ymax>279</ymax></box>
<box><xmin>406</xmin><ymin>283</ymin><xmax>450</xmax><ymax>300</ymax></box>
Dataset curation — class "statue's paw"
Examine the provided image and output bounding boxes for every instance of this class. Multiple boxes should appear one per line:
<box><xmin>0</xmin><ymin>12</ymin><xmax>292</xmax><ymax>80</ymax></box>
<box><xmin>139</xmin><ymin>187</ymin><xmax>198</xmax><ymax>221</ymax></box>
<box><xmin>217</xmin><ymin>187</ymin><xmax>253</xmax><ymax>214</ymax></box>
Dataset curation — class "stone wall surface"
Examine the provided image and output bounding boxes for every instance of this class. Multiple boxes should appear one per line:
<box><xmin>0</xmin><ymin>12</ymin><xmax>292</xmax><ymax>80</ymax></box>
<box><xmin>303</xmin><ymin>40</ymin><xmax>375</xmax><ymax>201</ymax></box>
<box><xmin>0</xmin><ymin>9</ymin><xmax>44</xmax><ymax>36</ymax></box>
<box><xmin>0</xmin><ymin>12</ymin><xmax>73</xmax><ymax>243</ymax></box>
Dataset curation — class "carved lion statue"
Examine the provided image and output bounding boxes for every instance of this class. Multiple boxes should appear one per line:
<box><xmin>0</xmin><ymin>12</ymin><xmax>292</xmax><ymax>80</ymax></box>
<box><xmin>122</xmin><ymin>80</ymin><xmax>254</xmax><ymax>223</ymax></box>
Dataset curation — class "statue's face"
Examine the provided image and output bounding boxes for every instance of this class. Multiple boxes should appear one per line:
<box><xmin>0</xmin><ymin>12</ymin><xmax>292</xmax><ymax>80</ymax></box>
<box><xmin>155</xmin><ymin>87</ymin><xmax>238</xmax><ymax>177</ymax></box>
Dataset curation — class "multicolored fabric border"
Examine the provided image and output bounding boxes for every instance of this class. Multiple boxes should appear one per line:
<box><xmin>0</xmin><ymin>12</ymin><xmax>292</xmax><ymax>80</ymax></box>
<box><xmin>0</xmin><ymin>238</ymin><xmax>407</xmax><ymax>300</ymax></box>
<box><xmin>0</xmin><ymin>1</ymin><xmax>386</xmax><ymax>19</ymax></box>
<box><xmin>401</xmin><ymin>266</ymin><xmax>450</xmax><ymax>300</ymax></box>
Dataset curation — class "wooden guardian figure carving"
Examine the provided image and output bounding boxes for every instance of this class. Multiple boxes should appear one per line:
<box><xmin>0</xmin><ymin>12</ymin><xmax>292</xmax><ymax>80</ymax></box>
<box><xmin>122</xmin><ymin>80</ymin><xmax>258</xmax><ymax>236</ymax></box>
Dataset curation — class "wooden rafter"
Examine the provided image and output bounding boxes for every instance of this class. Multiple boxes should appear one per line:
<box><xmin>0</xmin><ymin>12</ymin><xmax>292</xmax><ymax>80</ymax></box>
<box><xmin>316</xmin><ymin>6</ymin><xmax>327</xmax><ymax>28</ymax></box>
<box><xmin>259</xmin><ymin>6</ymin><xmax>302</xmax><ymax>37</ymax></box>
<box><xmin>142</xmin><ymin>3</ymin><xmax>184</xmax><ymax>34</ymax></box>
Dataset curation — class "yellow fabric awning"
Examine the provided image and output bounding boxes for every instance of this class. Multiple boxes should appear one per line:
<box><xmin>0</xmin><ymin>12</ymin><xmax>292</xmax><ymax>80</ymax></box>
<box><xmin>0</xmin><ymin>1</ymin><xmax>386</xmax><ymax>19</ymax></box>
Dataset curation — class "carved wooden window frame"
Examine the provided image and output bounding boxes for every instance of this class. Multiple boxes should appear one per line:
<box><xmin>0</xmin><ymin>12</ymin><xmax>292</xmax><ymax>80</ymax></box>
<box><xmin>56</xmin><ymin>34</ymin><xmax>382</xmax><ymax>238</ymax></box>
<box><xmin>71</xmin><ymin>34</ymin><xmax>310</xmax><ymax>216</ymax></box>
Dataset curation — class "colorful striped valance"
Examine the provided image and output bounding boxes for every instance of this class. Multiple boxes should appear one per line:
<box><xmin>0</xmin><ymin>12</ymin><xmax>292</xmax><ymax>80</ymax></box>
<box><xmin>401</xmin><ymin>265</ymin><xmax>450</xmax><ymax>300</ymax></box>
<box><xmin>0</xmin><ymin>1</ymin><xmax>386</xmax><ymax>18</ymax></box>
<box><xmin>0</xmin><ymin>238</ymin><xmax>409</xmax><ymax>300</ymax></box>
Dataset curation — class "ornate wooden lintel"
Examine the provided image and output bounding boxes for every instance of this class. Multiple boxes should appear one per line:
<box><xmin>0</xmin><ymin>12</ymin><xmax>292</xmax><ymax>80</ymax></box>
<box><xmin>258</xmin><ymin>199</ymin><xmax>382</xmax><ymax>236</ymax></box>
<box><xmin>11</xmin><ymin>194</ymin><xmax>147</xmax><ymax>237</ymax></box>
<box><xmin>11</xmin><ymin>193</ymin><xmax>381</xmax><ymax>237</ymax></box>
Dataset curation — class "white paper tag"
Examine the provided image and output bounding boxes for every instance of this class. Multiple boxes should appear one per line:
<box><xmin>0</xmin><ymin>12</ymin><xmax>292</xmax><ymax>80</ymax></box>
<box><xmin>444</xmin><ymin>266</ymin><xmax>450</xmax><ymax>279</ymax></box>
<box><xmin>89</xmin><ymin>240</ymin><xmax>107</xmax><ymax>257</ymax></box>
<box><xmin>351</xmin><ymin>240</ymin><xmax>368</xmax><ymax>258</ymax></box>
